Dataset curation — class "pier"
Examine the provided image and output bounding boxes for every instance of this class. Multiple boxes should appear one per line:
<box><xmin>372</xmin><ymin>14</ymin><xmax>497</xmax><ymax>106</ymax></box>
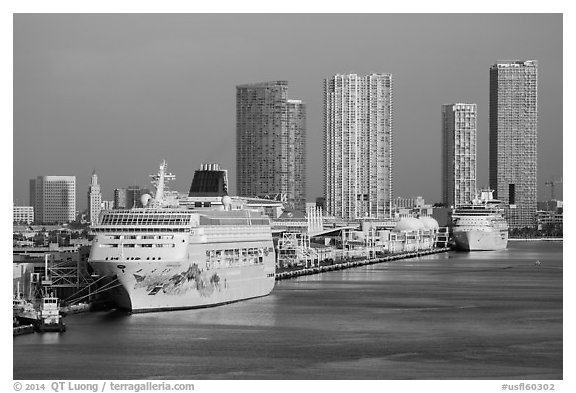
<box><xmin>13</xmin><ymin>324</ymin><xmax>34</xmax><ymax>336</ymax></box>
<box><xmin>275</xmin><ymin>247</ymin><xmax>450</xmax><ymax>280</ymax></box>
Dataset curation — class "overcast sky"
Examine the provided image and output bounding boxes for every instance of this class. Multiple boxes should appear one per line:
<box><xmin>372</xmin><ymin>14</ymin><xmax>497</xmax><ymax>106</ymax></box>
<box><xmin>12</xmin><ymin>13</ymin><xmax>563</xmax><ymax>210</ymax></box>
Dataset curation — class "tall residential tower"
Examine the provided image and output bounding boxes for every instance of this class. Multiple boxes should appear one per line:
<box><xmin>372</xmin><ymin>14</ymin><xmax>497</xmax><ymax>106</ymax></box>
<box><xmin>323</xmin><ymin>73</ymin><xmax>393</xmax><ymax>220</ymax></box>
<box><xmin>442</xmin><ymin>103</ymin><xmax>477</xmax><ymax>207</ymax></box>
<box><xmin>489</xmin><ymin>60</ymin><xmax>538</xmax><ymax>228</ymax></box>
<box><xmin>236</xmin><ymin>81</ymin><xmax>306</xmax><ymax>210</ymax></box>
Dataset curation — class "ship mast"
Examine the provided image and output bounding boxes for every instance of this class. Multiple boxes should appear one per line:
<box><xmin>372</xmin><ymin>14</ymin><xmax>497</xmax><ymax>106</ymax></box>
<box><xmin>150</xmin><ymin>160</ymin><xmax>175</xmax><ymax>207</ymax></box>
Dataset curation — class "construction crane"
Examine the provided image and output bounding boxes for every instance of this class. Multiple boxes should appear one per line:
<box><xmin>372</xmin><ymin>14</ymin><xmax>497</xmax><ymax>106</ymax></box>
<box><xmin>544</xmin><ymin>178</ymin><xmax>563</xmax><ymax>200</ymax></box>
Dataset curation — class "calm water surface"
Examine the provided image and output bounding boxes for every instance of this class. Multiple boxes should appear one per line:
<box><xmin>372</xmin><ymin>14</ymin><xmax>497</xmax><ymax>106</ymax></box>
<box><xmin>13</xmin><ymin>241</ymin><xmax>563</xmax><ymax>380</ymax></box>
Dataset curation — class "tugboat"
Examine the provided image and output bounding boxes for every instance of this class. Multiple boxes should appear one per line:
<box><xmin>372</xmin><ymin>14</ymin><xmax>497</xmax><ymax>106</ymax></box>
<box><xmin>36</xmin><ymin>293</ymin><xmax>66</xmax><ymax>333</ymax></box>
<box><xmin>14</xmin><ymin>255</ymin><xmax>66</xmax><ymax>333</ymax></box>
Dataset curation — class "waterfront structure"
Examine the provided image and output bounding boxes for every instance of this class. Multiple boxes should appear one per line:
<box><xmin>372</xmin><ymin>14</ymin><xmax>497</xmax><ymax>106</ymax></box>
<box><xmin>87</xmin><ymin>170</ymin><xmax>102</xmax><ymax>226</ymax></box>
<box><xmin>236</xmin><ymin>81</ymin><xmax>306</xmax><ymax>211</ymax></box>
<box><xmin>13</xmin><ymin>244</ymin><xmax>93</xmax><ymax>301</ymax></box>
<box><xmin>442</xmin><ymin>103</ymin><xmax>477</xmax><ymax>207</ymax></box>
<box><xmin>29</xmin><ymin>176</ymin><xmax>76</xmax><ymax>224</ymax></box>
<box><xmin>13</xmin><ymin>206</ymin><xmax>34</xmax><ymax>224</ymax></box>
<box><xmin>392</xmin><ymin>196</ymin><xmax>433</xmax><ymax>219</ymax></box>
<box><xmin>323</xmin><ymin>73</ymin><xmax>393</xmax><ymax>220</ymax></box>
<box><xmin>489</xmin><ymin>60</ymin><xmax>538</xmax><ymax>228</ymax></box>
<box><xmin>88</xmin><ymin>161</ymin><xmax>275</xmax><ymax>312</ymax></box>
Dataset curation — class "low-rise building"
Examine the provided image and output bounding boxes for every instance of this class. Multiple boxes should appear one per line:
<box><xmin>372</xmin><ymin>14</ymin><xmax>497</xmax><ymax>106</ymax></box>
<box><xmin>13</xmin><ymin>206</ymin><xmax>34</xmax><ymax>224</ymax></box>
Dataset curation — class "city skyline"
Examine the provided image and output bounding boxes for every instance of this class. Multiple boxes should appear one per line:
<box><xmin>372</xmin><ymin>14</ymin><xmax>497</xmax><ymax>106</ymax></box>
<box><xmin>13</xmin><ymin>14</ymin><xmax>563</xmax><ymax>210</ymax></box>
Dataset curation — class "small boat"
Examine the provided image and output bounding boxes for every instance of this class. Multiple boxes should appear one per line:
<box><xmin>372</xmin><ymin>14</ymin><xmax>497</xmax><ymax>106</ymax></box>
<box><xmin>36</xmin><ymin>294</ymin><xmax>66</xmax><ymax>333</ymax></box>
<box><xmin>14</xmin><ymin>299</ymin><xmax>39</xmax><ymax>326</ymax></box>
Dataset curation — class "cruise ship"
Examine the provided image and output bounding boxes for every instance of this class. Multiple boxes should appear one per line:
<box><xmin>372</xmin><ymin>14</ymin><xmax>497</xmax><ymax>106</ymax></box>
<box><xmin>451</xmin><ymin>189</ymin><xmax>508</xmax><ymax>251</ymax></box>
<box><xmin>88</xmin><ymin>161</ymin><xmax>276</xmax><ymax>313</ymax></box>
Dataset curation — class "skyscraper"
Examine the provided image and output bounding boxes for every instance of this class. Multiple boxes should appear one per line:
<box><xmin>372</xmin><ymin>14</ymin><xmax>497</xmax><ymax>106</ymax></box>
<box><xmin>87</xmin><ymin>170</ymin><xmax>102</xmax><ymax>226</ymax></box>
<box><xmin>442</xmin><ymin>103</ymin><xmax>477</xmax><ymax>207</ymax></box>
<box><xmin>113</xmin><ymin>188</ymin><xmax>127</xmax><ymax>209</ymax></box>
<box><xmin>324</xmin><ymin>73</ymin><xmax>393</xmax><ymax>220</ymax></box>
<box><xmin>29</xmin><ymin>176</ymin><xmax>76</xmax><ymax>223</ymax></box>
<box><xmin>489</xmin><ymin>60</ymin><xmax>538</xmax><ymax>228</ymax></box>
<box><xmin>236</xmin><ymin>81</ymin><xmax>306</xmax><ymax>210</ymax></box>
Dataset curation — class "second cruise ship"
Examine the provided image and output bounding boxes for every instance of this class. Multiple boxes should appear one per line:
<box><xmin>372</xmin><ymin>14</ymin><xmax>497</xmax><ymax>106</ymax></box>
<box><xmin>451</xmin><ymin>189</ymin><xmax>509</xmax><ymax>251</ymax></box>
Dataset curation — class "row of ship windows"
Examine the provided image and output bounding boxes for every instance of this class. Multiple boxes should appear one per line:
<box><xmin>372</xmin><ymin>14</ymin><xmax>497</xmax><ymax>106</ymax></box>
<box><xmin>206</xmin><ymin>247</ymin><xmax>274</xmax><ymax>259</ymax></box>
<box><xmin>105</xmin><ymin>235</ymin><xmax>174</xmax><ymax>240</ymax></box>
<box><xmin>205</xmin><ymin>247</ymin><xmax>274</xmax><ymax>266</ymax></box>
<box><xmin>100</xmin><ymin>215</ymin><xmax>191</xmax><ymax>225</ymax></box>
<box><xmin>104</xmin><ymin>256</ymin><xmax>163</xmax><ymax>261</ymax></box>
<box><xmin>94</xmin><ymin>228</ymin><xmax>190</xmax><ymax>232</ymax></box>
<box><xmin>99</xmin><ymin>244</ymin><xmax>176</xmax><ymax>248</ymax></box>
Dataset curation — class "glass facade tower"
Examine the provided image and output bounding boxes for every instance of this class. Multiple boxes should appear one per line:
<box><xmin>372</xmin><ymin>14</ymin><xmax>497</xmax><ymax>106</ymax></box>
<box><xmin>489</xmin><ymin>60</ymin><xmax>538</xmax><ymax>228</ymax></box>
<box><xmin>236</xmin><ymin>81</ymin><xmax>306</xmax><ymax>210</ymax></box>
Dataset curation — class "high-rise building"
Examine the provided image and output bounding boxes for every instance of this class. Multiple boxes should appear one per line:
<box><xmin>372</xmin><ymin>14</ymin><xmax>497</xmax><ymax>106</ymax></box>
<box><xmin>489</xmin><ymin>60</ymin><xmax>538</xmax><ymax>228</ymax></box>
<box><xmin>442</xmin><ymin>103</ymin><xmax>477</xmax><ymax>207</ymax></box>
<box><xmin>29</xmin><ymin>176</ymin><xmax>76</xmax><ymax>223</ymax></box>
<box><xmin>113</xmin><ymin>188</ymin><xmax>127</xmax><ymax>209</ymax></box>
<box><xmin>126</xmin><ymin>186</ymin><xmax>150</xmax><ymax>209</ymax></box>
<box><xmin>87</xmin><ymin>170</ymin><xmax>102</xmax><ymax>226</ymax></box>
<box><xmin>126</xmin><ymin>186</ymin><xmax>142</xmax><ymax>209</ymax></box>
<box><xmin>114</xmin><ymin>186</ymin><xmax>149</xmax><ymax>209</ymax></box>
<box><xmin>236</xmin><ymin>81</ymin><xmax>306</xmax><ymax>210</ymax></box>
<box><xmin>323</xmin><ymin>73</ymin><xmax>393</xmax><ymax>220</ymax></box>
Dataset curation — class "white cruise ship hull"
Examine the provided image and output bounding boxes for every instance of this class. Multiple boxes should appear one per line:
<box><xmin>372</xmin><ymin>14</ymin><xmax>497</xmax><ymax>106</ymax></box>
<box><xmin>90</xmin><ymin>259</ymin><xmax>275</xmax><ymax>313</ymax></box>
<box><xmin>453</xmin><ymin>229</ymin><xmax>508</xmax><ymax>251</ymax></box>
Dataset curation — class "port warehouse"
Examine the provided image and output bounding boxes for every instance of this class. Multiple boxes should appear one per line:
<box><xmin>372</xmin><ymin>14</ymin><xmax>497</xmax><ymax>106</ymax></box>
<box><xmin>13</xmin><ymin>215</ymin><xmax>448</xmax><ymax>306</ymax></box>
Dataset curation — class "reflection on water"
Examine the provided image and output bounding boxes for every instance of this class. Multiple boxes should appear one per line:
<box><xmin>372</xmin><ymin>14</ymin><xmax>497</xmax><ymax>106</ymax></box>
<box><xmin>14</xmin><ymin>242</ymin><xmax>562</xmax><ymax>380</ymax></box>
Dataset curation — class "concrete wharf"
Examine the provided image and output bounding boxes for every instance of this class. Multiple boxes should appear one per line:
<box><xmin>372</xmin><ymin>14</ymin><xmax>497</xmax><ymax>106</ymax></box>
<box><xmin>275</xmin><ymin>247</ymin><xmax>451</xmax><ymax>280</ymax></box>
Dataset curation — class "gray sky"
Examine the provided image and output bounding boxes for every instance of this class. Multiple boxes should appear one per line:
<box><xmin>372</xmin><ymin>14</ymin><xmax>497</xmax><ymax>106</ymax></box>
<box><xmin>13</xmin><ymin>14</ymin><xmax>563</xmax><ymax>210</ymax></box>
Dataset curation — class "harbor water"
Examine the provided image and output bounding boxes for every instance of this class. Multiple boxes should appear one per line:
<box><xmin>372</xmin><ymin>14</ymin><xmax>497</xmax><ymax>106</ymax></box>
<box><xmin>13</xmin><ymin>241</ymin><xmax>562</xmax><ymax>380</ymax></box>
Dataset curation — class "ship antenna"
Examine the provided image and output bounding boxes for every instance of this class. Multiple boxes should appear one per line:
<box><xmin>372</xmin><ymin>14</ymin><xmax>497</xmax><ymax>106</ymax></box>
<box><xmin>153</xmin><ymin>160</ymin><xmax>166</xmax><ymax>203</ymax></box>
<box><xmin>150</xmin><ymin>160</ymin><xmax>175</xmax><ymax>206</ymax></box>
